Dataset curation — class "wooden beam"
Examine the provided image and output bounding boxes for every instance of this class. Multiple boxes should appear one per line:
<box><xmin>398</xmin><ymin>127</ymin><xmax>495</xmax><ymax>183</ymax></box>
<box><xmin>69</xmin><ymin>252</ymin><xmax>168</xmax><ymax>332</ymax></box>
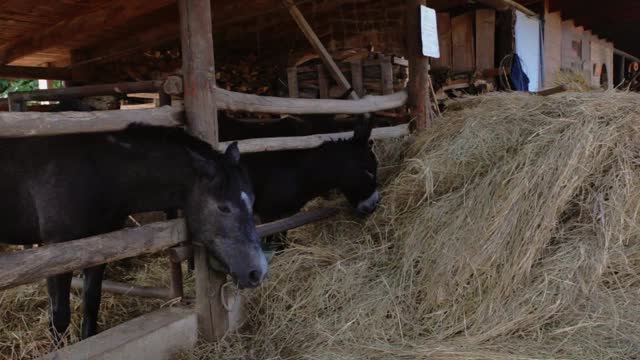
<box><xmin>0</xmin><ymin>106</ymin><xmax>183</xmax><ymax>138</ymax></box>
<box><xmin>215</xmin><ymin>88</ymin><xmax>407</xmax><ymax>114</ymax></box>
<box><xmin>71</xmin><ymin>278</ymin><xmax>173</xmax><ymax>300</ymax></box>
<box><xmin>614</xmin><ymin>48</ymin><xmax>640</xmax><ymax>63</ymax></box>
<box><xmin>0</xmin><ymin>220</ymin><xmax>186</xmax><ymax>291</ymax></box>
<box><xmin>534</xmin><ymin>84</ymin><xmax>567</xmax><ymax>96</ymax></box>
<box><xmin>178</xmin><ymin>0</ymin><xmax>224</xmax><ymax>342</ymax></box>
<box><xmin>318</xmin><ymin>65</ymin><xmax>329</xmax><ymax>99</ymax></box>
<box><xmin>218</xmin><ymin>124</ymin><xmax>409</xmax><ymax>153</ymax></box>
<box><xmin>283</xmin><ymin>0</ymin><xmax>359</xmax><ymax>100</ymax></box>
<box><xmin>0</xmin><ymin>65</ymin><xmax>71</xmax><ymax>80</ymax></box>
<box><xmin>0</xmin><ymin>0</ymin><xmax>175</xmax><ymax>64</ymax></box>
<box><xmin>477</xmin><ymin>0</ymin><xmax>537</xmax><ymax>17</ymax></box>
<box><xmin>406</xmin><ymin>0</ymin><xmax>432</xmax><ymax>130</ymax></box>
<box><xmin>8</xmin><ymin>80</ymin><xmax>163</xmax><ymax>102</ymax></box>
<box><xmin>169</xmin><ymin>207</ymin><xmax>340</xmax><ymax>264</ymax></box>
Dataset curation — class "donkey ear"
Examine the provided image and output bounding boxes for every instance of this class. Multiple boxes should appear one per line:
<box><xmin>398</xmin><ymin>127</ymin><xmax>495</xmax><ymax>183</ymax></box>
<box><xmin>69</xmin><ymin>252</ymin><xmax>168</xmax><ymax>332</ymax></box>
<box><xmin>225</xmin><ymin>142</ymin><xmax>241</xmax><ymax>165</ymax></box>
<box><xmin>187</xmin><ymin>149</ymin><xmax>217</xmax><ymax>177</ymax></box>
<box><xmin>352</xmin><ymin>116</ymin><xmax>373</xmax><ymax>146</ymax></box>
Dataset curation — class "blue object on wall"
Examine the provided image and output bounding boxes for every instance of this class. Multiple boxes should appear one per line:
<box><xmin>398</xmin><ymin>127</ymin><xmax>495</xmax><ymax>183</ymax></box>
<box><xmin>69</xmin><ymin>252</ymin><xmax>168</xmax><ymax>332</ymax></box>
<box><xmin>511</xmin><ymin>54</ymin><xmax>530</xmax><ymax>91</ymax></box>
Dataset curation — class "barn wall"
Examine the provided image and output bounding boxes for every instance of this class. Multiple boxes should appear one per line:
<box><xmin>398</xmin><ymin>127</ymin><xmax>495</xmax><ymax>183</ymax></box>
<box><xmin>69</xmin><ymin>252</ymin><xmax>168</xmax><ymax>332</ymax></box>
<box><xmin>590</xmin><ymin>36</ymin><xmax>614</xmax><ymax>89</ymax></box>
<box><xmin>561</xmin><ymin>20</ymin><xmax>584</xmax><ymax>72</ymax></box>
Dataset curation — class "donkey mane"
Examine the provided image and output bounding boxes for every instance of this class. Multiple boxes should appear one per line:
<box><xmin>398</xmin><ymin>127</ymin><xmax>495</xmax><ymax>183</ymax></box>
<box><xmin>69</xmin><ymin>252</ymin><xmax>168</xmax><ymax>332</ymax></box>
<box><xmin>122</xmin><ymin>123</ymin><xmax>221</xmax><ymax>159</ymax></box>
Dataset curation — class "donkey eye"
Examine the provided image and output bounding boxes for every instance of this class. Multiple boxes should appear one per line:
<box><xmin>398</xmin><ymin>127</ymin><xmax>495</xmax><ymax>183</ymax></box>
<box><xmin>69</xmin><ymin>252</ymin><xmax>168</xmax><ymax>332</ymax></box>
<box><xmin>217</xmin><ymin>205</ymin><xmax>231</xmax><ymax>213</ymax></box>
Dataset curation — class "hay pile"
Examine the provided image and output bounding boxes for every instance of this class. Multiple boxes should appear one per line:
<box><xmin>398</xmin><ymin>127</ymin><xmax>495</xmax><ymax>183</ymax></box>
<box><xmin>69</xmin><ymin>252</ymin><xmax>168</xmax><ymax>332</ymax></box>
<box><xmin>185</xmin><ymin>91</ymin><xmax>640</xmax><ymax>359</ymax></box>
<box><xmin>553</xmin><ymin>70</ymin><xmax>593</xmax><ymax>92</ymax></box>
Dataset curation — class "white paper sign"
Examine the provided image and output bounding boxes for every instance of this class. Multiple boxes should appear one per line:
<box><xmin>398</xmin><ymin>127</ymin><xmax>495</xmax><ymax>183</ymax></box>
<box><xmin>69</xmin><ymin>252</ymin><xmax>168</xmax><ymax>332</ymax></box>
<box><xmin>420</xmin><ymin>5</ymin><xmax>440</xmax><ymax>58</ymax></box>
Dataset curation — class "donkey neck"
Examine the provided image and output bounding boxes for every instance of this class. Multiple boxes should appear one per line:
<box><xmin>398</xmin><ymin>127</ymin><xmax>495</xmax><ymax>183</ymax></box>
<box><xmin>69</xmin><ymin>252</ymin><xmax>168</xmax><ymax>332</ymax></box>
<box><xmin>298</xmin><ymin>144</ymin><xmax>349</xmax><ymax>199</ymax></box>
<box><xmin>108</xmin><ymin>139</ymin><xmax>196</xmax><ymax>215</ymax></box>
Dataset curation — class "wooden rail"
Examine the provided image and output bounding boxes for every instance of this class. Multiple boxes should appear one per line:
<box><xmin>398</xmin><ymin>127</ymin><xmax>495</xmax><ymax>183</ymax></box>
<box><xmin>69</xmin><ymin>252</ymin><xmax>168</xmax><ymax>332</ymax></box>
<box><xmin>215</xmin><ymin>88</ymin><xmax>407</xmax><ymax>114</ymax></box>
<box><xmin>0</xmin><ymin>106</ymin><xmax>183</xmax><ymax>137</ymax></box>
<box><xmin>219</xmin><ymin>124</ymin><xmax>409</xmax><ymax>153</ymax></box>
<box><xmin>4</xmin><ymin>78</ymin><xmax>407</xmax><ymax>115</ymax></box>
<box><xmin>0</xmin><ymin>208</ymin><xmax>339</xmax><ymax>292</ymax></box>
<box><xmin>8</xmin><ymin>81</ymin><xmax>163</xmax><ymax>102</ymax></box>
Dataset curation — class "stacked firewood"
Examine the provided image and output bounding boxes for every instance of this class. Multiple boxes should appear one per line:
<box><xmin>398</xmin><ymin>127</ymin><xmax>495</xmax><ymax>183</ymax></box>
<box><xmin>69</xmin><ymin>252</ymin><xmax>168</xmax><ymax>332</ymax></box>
<box><xmin>215</xmin><ymin>53</ymin><xmax>281</xmax><ymax>96</ymax></box>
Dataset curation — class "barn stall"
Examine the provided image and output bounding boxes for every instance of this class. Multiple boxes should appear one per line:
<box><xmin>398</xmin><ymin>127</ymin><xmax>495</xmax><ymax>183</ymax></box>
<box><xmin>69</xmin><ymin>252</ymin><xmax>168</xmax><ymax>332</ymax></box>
<box><xmin>1</xmin><ymin>0</ymin><xmax>640</xmax><ymax>359</ymax></box>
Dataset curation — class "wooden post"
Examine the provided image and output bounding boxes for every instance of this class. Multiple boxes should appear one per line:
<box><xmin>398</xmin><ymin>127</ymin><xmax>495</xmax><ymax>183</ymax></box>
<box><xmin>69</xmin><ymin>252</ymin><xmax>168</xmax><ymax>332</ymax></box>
<box><xmin>350</xmin><ymin>61</ymin><xmax>364</xmax><ymax>97</ymax></box>
<box><xmin>406</xmin><ymin>0</ymin><xmax>432</xmax><ymax>131</ymax></box>
<box><xmin>317</xmin><ymin>65</ymin><xmax>329</xmax><ymax>98</ymax></box>
<box><xmin>380</xmin><ymin>57</ymin><xmax>394</xmax><ymax>95</ymax></box>
<box><xmin>178</xmin><ymin>0</ymin><xmax>226</xmax><ymax>342</ymax></box>
<box><xmin>287</xmin><ymin>67</ymin><xmax>299</xmax><ymax>98</ymax></box>
<box><xmin>283</xmin><ymin>0</ymin><xmax>359</xmax><ymax>100</ymax></box>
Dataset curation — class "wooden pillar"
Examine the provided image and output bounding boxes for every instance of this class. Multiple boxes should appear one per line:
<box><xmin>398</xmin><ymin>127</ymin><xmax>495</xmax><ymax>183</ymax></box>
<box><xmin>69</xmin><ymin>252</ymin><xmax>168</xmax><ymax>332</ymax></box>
<box><xmin>406</xmin><ymin>0</ymin><xmax>432</xmax><ymax>130</ymax></box>
<box><xmin>70</xmin><ymin>49</ymin><xmax>92</xmax><ymax>86</ymax></box>
<box><xmin>178</xmin><ymin>0</ymin><xmax>227</xmax><ymax>342</ymax></box>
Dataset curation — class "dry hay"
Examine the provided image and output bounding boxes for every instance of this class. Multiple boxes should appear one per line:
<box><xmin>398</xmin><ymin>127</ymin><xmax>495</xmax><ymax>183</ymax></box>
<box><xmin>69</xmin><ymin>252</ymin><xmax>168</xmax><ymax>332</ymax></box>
<box><xmin>553</xmin><ymin>70</ymin><xmax>593</xmax><ymax>92</ymax></box>
<box><xmin>0</xmin><ymin>247</ymin><xmax>196</xmax><ymax>359</ymax></box>
<box><xmin>182</xmin><ymin>91</ymin><xmax>640</xmax><ymax>359</ymax></box>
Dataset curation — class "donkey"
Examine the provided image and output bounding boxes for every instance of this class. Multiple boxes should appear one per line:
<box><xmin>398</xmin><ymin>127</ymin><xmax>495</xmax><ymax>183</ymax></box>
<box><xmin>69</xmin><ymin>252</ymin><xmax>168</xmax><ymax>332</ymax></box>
<box><xmin>243</xmin><ymin>118</ymin><xmax>379</xmax><ymax>248</ymax></box>
<box><xmin>0</xmin><ymin>124</ymin><xmax>267</xmax><ymax>343</ymax></box>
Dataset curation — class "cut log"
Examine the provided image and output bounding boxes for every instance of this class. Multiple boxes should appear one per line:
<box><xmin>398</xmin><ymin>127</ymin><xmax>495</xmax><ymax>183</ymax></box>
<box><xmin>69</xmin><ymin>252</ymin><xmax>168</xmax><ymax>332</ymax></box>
<box><xmin>219</xmin><ymin>124</ymin><xmax>409</xmax><ymax>153</ymax></box>
<box><xmin>0</xmin><ymin>106</ymin><xmax>183</xmax><ymax>138</ymax></box>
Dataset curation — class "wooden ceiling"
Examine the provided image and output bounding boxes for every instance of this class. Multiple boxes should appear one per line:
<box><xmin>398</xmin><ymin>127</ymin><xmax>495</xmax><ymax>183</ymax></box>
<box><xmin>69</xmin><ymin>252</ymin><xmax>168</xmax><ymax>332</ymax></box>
<box><xmin>0</xmin><ymin>0</ymin><xmax>362</xmax><ymax>68</ymax></box>
<box><xmin>0</xmin><ymin>0</ymin><xmax>638</xmax><ymax>70</ymax></box>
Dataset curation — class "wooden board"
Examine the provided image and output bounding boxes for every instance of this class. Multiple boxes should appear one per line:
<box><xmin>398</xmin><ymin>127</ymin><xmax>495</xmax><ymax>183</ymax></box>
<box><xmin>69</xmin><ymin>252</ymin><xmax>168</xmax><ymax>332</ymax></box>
<box><xmin>451</xmin><ymin>12</ymin><xmax>475</xmax><ymax>72</ymax></box>
<box><xmin>431</xmin><ymin>12</ymin><xmax>452</xmax><ymax>68</ymax></box>
<box><xmin>475</xmin><ymin>9</ymin><xmax>496</xmax><ymax>71</ymax></box>
<box><xmin>543</xmin><ymin>11</ymin><xmax>562</xmax><ymax>87</ymax></box>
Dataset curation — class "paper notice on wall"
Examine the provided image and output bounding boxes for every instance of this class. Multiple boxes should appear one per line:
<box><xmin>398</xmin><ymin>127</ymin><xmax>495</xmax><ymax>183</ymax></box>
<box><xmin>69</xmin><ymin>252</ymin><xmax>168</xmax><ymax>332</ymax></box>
<box><xmin>420</xmin><ymin>5</ymin><xmax>440</xmax><ymax>58</ymax></box>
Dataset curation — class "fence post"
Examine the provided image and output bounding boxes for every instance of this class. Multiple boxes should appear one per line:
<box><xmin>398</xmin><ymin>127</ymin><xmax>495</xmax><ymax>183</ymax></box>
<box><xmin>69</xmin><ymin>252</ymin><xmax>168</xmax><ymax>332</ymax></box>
<box><xmin>178</xmin><ymin>0</ymin><xmax>228</xmax><ymax>341</ymax></box>
<box><xmin>406</xmin><ymin>0</ymin><xmax>432</xmax><ymax>130</ymax></box>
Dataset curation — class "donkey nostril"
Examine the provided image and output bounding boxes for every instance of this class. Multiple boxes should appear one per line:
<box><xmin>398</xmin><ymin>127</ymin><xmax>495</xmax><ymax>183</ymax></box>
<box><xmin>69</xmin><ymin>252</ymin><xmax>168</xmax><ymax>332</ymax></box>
<box><xmin>248</xmin><ymin>270</ymin><xmax>261</xmax><ymax>284</ymax></box>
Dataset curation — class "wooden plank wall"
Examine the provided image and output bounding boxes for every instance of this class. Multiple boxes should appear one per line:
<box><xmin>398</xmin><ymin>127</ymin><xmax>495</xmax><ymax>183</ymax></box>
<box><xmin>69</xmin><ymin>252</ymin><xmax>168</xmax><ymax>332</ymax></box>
<box><xmin>543</xmin><ymin>11</ymin><xmax>562</xmax><ymax>87</ymax></box>
<box><xmin>451</xmin><ymin>12</ymin><xmax>475</xmax><ymax>72</ymax></box>
<box><xmin>582</xmin><ymin>30</ymin><xmax>592</xmax><ymax>81</ymax></box>
<box><xmin>475</xmin><ymin>9</ymin><xmax>496</xmax><ymax>72</ymax></box>
<box><xmin>431</xmin><ymin>13</ymin><xmax>452</xmax><ymax>68</ymax></box>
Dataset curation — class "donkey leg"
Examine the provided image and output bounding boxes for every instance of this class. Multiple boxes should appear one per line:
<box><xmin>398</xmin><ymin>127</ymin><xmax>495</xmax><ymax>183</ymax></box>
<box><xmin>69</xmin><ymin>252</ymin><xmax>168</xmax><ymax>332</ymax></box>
<box><xmin>46</xmin><ymin>272</ymin><xmax>73</xmax><ymax>347</ymax></box>
<box><xmin>81</xmin><ymin>264</ymin><xmax>106</xmax><ymax>339</ymax></box>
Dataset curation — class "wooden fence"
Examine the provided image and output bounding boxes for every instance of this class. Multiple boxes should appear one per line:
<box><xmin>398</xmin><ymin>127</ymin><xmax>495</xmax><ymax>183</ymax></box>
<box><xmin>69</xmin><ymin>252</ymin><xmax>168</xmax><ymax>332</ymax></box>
<box><xmin>0</xmin><ymin>0</ymin><xmax>422</xmax><ymax>347</ymax></box>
